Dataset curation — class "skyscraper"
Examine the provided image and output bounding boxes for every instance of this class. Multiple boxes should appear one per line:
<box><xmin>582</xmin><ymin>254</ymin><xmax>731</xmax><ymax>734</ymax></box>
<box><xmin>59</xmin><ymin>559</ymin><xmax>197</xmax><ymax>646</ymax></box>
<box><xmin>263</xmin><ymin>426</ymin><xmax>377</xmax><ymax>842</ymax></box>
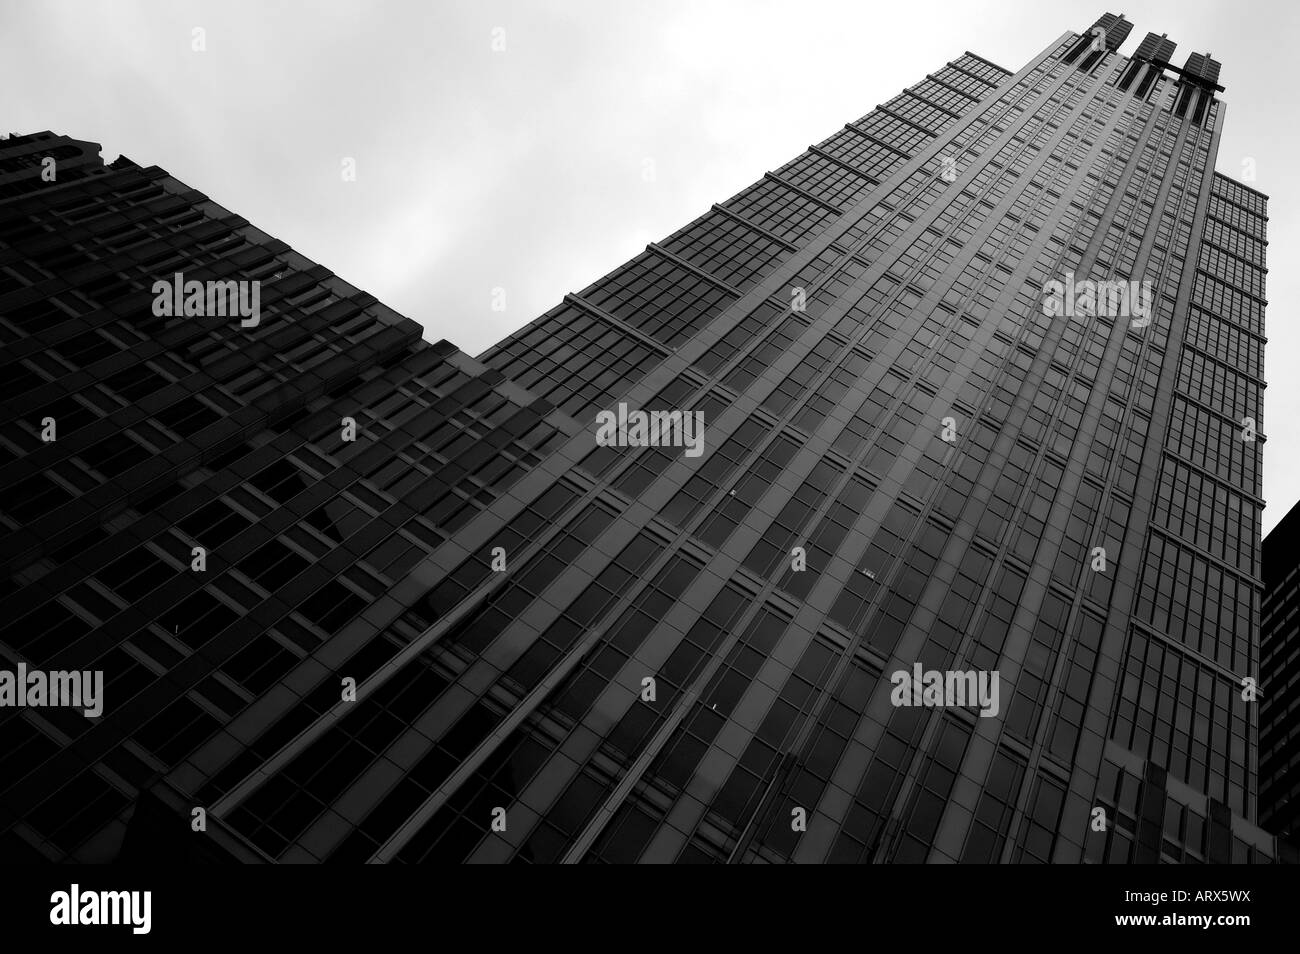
<box><xmin>0</xmin><ymin>11</ymin><xmax>1279</xmax><ymax>863</ymax></box>
<box><xmin>1261</xmin><ymin>500</ymin><xmax>1300</xmax><ymax>844</ymax></box>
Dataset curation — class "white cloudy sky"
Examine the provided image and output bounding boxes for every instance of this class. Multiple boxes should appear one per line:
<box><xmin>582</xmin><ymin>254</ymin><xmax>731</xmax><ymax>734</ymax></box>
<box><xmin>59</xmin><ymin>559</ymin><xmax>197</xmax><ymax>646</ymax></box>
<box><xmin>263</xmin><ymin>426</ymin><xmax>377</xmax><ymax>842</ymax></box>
<box><xmin>2</xmin><ymin>0</ymin><xmax>1297</xmax><ymax>531</ymax></box>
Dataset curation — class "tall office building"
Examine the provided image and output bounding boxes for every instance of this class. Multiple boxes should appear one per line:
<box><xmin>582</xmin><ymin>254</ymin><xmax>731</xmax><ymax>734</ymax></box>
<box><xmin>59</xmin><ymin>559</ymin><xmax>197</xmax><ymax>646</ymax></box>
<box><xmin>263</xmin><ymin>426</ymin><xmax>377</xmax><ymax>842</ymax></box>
<box><xmin>1261</xmin><ymin>501</ymin><xmax>1300</xmax><ymax>843</ymax></box>
<box><xmin>0</xmin><ymin>11</ymin><xmax>1280</xmax><ymax>863</ymax></box>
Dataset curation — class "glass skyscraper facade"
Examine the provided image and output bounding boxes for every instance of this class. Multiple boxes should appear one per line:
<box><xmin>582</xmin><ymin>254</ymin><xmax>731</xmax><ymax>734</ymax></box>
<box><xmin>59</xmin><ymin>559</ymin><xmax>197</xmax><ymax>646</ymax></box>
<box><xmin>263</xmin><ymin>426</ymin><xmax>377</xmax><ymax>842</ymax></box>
<box><xmin>0</xmin><ymin>11</ymin><xmax>1280</xmax><ymax>863</ymax></box>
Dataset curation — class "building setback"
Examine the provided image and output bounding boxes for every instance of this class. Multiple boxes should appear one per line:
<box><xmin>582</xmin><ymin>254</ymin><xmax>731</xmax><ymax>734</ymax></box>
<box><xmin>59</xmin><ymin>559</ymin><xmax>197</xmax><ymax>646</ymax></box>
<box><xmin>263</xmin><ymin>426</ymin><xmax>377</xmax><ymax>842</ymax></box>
<box><xmin>0</xmin><ymin>11</ymin><xmax>1281</xmax><ymax>863</ymax></box>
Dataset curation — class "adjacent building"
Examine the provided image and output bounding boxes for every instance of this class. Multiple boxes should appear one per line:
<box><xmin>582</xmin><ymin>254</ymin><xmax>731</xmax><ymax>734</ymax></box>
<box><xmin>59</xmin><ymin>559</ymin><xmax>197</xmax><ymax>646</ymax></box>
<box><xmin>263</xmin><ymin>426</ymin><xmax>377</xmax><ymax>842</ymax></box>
<box><xmin>1261</xmin><ymin>501</ymin><xmax>1300</xmax><ymax>843</ymax></box>
<box><xmin>0</xmin><ymin>10</ymin><xmax>1280</xmax><ymax>863</ymax></box>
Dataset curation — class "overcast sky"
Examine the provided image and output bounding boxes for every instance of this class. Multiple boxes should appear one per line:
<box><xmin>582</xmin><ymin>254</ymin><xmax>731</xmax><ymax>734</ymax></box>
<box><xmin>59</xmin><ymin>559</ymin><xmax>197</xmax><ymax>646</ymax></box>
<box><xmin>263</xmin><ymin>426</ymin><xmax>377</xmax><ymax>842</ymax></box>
<box><xmin>2</xmin><ymin>0</ymin><xmax>1296</xmax><ymax>531</ymax></box>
